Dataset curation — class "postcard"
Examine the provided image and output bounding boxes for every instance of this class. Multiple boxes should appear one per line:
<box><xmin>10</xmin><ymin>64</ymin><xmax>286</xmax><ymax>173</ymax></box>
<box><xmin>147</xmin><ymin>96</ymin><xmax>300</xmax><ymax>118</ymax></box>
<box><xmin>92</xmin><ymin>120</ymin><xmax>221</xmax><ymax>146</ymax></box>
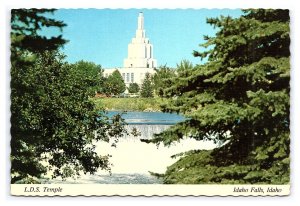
<box><xmin>10</xmin><ymin>8</ymin><xmax>290</xmax><ymax>196</ymax></box>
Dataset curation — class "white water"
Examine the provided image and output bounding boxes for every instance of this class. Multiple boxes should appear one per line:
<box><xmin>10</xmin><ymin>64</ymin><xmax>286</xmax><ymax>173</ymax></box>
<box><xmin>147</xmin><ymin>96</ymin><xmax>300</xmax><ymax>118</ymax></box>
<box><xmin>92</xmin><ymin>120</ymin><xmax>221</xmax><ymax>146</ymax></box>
<box><xmin>95</xmin><ymin>124</ymin><xmax>216</xmax><ymax>174</ymax></box>
<box><xmin>46</xmin><ymin>124</ymin><xmax>216</xmax><ymax>184</ymax></box>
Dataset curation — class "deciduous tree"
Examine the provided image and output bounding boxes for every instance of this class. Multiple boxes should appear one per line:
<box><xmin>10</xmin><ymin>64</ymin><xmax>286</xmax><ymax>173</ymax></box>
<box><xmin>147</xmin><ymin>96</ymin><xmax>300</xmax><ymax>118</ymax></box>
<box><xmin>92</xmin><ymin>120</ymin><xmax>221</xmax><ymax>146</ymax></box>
<box><xmin>72</xmin><ymin>61</ymin><xmax>104</xmax><ymax>94</ymax></box>
<box><xmin>103</xmin><ymin>70</ymin><xmax>126</xmax><ymax>96</ymax></box>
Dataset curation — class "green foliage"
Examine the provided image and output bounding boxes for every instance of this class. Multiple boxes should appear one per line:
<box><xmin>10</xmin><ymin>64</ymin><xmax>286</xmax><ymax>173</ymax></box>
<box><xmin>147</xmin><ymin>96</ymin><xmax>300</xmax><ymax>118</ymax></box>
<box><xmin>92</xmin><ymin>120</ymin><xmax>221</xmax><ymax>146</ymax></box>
<box><xmin>10</xmin><ymin>8</ymin><xmax>67</xmax><ymax>183</ymax></box>
<box><xmin>11</xmin><ymin>51</ymin><xmax>127</xmax><ymax>183</ymax></box>
<box><xmin>11</xmin><ymin>9</ymin><xmax>67</xmax><ymax>55</ymax></box>
<box><xmin>128</xmin><ymin>83</ymin><xmax>140</xmax><ymax>94</ymax></box>
<box><xmin>153</xmin><ymin>65</ymin><xmax>176</xmax><ymax>96</ymax></box>
<box><xmin>94</xmin><ymin>97</ymin><xmax>163</xmax><ymax>112</ymax></box>
<box><xmin>103</xmin><ymin>70</ymin><xmax>126</xmax><ymax>96</ymax></box>
<box><xmin>140</xmin><ymin>73</ymin><xmax>154</xmax><ymax>98</ymax></box>
<box><xmin>152</xmin><ymin>9</ymin><xmax>290</xmax><ymax>184</ymax></box>
<box><xmin>10</xmin><ymin>9</ymin><xmax>126</xmax><ymax>183</ymax></box>
<box><xmin>72</xmin><ymin>61</ymin><xmax>104</xmax><ymax>94</ymax></box>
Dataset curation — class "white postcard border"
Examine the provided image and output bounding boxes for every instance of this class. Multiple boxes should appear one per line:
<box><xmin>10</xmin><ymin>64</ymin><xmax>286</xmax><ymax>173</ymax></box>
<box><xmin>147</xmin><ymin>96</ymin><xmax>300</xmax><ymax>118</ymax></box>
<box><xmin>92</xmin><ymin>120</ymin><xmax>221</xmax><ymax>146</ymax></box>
<box><xmin>11</xmin><ymin>184</ymin><xmax>290</xmax><ymax>196</ymax></box>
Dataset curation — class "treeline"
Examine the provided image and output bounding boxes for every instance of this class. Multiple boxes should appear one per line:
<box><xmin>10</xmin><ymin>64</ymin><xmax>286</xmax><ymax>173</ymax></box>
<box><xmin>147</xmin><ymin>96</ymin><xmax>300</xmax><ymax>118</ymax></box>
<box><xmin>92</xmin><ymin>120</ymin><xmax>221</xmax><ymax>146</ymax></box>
<box><xmin>98</xmin><ymin>67</ymin><xmax>177</xmax><ymax>98</ymax></box>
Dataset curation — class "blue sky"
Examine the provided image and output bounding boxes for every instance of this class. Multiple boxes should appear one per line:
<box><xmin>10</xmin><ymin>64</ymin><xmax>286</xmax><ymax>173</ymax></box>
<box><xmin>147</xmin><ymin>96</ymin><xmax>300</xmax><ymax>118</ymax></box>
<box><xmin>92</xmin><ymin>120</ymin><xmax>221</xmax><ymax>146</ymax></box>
<box><xmin>44</xmin><ymin>9</ymin><xmax>243</xmax><ymax>68</ymax></box>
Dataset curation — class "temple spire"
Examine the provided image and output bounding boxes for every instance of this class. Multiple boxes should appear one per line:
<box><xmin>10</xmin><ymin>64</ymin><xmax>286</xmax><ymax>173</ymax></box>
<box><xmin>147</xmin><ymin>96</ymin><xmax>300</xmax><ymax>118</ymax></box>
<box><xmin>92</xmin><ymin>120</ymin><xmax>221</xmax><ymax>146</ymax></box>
<box><xmin>123</xmin><ymin>12</ymin><xmax>157</xmax><ymax>68</ymax></box>
<box><xmin>138</xmin><ymin>12</ymin><xmax>144</xmax><ymax>30</ymax></box>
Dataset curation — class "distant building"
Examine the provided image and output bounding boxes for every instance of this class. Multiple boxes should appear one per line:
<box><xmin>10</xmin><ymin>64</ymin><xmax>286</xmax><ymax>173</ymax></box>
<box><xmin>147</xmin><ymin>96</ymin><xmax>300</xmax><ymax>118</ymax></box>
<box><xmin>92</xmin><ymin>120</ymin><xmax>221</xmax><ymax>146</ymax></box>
<box><xmin>103</xmin><ymin>12</ymin><xmax>157</xmax><ymax>89</ymax></box>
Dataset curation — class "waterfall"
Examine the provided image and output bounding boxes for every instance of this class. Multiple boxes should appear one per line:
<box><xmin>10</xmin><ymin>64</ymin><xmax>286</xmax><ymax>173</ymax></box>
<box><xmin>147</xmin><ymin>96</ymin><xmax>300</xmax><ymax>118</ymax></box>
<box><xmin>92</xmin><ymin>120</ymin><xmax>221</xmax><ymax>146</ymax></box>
<box><xmin>123</xmin><ymin>124</ymin><xmax>171</xmax><ymax>141</ymax></box>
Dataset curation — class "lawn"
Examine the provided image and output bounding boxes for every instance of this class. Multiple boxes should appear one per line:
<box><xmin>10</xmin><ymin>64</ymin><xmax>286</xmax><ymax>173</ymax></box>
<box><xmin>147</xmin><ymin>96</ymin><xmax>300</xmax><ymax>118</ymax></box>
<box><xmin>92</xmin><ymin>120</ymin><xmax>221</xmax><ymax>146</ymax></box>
<box><xmin>93</xmin><ymin>97</ymin><xmax>164</xmax><ymax>112</ymax></box>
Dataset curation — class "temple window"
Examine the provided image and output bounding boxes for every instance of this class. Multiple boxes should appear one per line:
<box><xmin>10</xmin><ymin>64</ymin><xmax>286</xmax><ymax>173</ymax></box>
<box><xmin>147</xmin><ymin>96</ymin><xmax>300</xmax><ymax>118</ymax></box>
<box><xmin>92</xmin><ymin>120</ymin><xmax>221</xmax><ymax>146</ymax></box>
<box><xmin>126</xmin><ymin>73</ymin><xmax>130</xmax><ymax>82</ymax></box>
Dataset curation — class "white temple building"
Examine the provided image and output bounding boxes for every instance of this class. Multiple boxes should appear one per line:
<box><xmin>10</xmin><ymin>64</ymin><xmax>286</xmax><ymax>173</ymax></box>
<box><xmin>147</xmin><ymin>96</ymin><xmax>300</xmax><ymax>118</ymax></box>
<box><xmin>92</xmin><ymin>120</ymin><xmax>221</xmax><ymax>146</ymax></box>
<box><xmin>103</xmin><ymin>12</ymin><xmax>157</xmax><ymax>88</ymax></box>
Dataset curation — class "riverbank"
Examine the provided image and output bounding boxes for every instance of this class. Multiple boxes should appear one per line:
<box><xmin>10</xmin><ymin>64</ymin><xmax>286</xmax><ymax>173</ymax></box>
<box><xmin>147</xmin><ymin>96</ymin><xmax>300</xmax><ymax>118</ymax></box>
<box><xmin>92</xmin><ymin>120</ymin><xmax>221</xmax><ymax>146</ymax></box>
<box><xmin>93</xmin><ymin>97</ymin><xmax>163</xmax><ymax>112</ymax></box>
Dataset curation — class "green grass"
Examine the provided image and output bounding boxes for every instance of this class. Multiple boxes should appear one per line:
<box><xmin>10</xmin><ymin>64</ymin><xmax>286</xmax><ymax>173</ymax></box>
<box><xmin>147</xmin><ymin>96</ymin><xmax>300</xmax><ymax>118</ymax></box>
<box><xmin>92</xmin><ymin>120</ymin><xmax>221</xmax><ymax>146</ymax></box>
<box><xmin>93</xmin><ymin>97</ymin><xmax>164</xmax><ymax>112</ymax></box>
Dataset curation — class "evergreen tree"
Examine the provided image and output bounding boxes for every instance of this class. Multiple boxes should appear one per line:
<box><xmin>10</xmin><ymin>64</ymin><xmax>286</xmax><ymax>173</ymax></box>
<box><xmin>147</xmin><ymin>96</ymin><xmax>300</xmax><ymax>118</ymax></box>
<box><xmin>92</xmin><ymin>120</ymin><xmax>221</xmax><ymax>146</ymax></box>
<box><xmin>103</xmin><ymin>70</ymin><xmax>126</xmax><ymax>96</ymax></box>
<box><xmin>150</xmin><ymin>9</ymin><xmax>290</xmax><ymax>184</ymax></box>
<box><xmin>152</xmin><ymin>65</ymin><xmax>176</xmax><ymax>97</ymax></box>
<box><xmin>128</xmin><ymin>83</ymin><xmax>140</xmax><ymax>94</ymax></box>
<box><xmin>11</xmin><ymin>9</ymin><xmax>67</xmax><ymax>55</ymax></box>
<box><xmin>140</xmin><ymin>73</ymin><xmax>154</xmax><ymax>98</ymax></box>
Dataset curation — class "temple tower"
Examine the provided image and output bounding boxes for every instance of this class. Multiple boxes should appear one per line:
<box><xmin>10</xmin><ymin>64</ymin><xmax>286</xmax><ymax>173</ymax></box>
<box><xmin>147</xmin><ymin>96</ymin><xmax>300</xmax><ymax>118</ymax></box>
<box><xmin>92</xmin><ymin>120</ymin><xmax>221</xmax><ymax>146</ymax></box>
<box><xmin>103</xmin><ymin>12</ymin><xmax>157</xmax><ymax>89</ymax></box>
<box><xmin>124</xmin><ymin>12</ymin><xmax>157</xmax><ymax>68</ymax></box>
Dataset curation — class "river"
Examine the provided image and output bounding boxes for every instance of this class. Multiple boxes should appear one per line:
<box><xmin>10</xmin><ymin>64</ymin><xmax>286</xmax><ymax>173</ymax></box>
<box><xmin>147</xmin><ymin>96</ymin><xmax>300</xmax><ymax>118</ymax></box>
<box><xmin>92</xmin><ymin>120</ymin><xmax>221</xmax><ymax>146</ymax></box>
<box><xmin>44</xmin><ymin>111</ymin><xmax>216</xmax><ymax>184</ymax></box>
